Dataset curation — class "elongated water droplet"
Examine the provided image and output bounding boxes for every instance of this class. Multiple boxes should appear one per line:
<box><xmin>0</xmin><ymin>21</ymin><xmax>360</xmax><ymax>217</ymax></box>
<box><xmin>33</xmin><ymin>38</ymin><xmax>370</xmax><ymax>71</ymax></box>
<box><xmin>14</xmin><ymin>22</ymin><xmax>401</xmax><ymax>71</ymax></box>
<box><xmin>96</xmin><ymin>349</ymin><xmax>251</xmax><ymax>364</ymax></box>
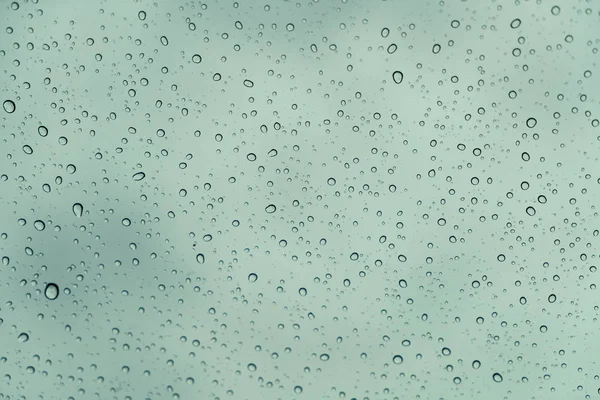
<box><xmin>133</xmin><ymin>172</ymin><xmax>146</xmax><ymax>181</ymax></box>
<box><xmin>196</xmin><ymin>253</ymin><xmax>205</xmax><ymax>264</ymax></box>
<box><xmin>265</xmin><ymin>204</ymin><xmax>276</xmax><ymax>213</ymax></box>
<box><xmin>72</xmin><ymin>203</ymin><xmax>83</xmax><ymax>217</ymax></box>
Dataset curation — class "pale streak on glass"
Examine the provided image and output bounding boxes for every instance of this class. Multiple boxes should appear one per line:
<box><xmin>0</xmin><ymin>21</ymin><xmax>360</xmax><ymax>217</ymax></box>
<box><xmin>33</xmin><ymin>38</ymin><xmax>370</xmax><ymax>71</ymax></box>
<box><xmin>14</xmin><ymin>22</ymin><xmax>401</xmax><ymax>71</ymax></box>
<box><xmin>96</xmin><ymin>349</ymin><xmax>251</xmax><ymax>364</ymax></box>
<box><xmin>1</xmin><ymin>0</ymin><xmax>599</xmax><ymax>399</ymax></box>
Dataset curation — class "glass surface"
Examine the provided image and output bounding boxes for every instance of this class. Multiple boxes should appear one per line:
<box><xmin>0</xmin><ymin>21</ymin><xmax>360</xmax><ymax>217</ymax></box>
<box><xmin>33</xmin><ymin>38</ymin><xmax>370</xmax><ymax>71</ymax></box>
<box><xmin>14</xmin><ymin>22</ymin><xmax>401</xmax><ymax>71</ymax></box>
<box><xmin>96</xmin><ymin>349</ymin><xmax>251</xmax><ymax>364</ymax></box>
<box><xmin>1</xmin><ymin>0</ymin><xmax>600</xmax><ymax>399</ymax></box>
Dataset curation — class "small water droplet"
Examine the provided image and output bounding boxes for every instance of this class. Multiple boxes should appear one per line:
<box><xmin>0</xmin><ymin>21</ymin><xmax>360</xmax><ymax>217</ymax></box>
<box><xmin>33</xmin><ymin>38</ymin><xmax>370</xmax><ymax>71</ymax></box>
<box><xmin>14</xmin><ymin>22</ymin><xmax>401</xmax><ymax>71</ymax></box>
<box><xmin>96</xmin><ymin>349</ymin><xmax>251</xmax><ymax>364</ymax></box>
<box><xmin>248</xmin><ymin>273</ymin><xmax>258</xmax><ymax>282</ymax></box>
<box><xmin>265</xmin><ymin>204</ymin><xmax>276</xmax><ymax>213</ymax></box>
<box><xmin>133</xmin><ymin>172</ymin><xmax>146</xmax><ymax>181</ymax></box>
<box><xmin>33</xmin><ymin>220</ymin><xmax>45</xmax><ymax>231</ymax></box>
<box><xmin>18</xmin><ymin>333</ymin><xmax>29</xmax><ymax>343</ymax></box>
<box><xmin>493</xmin><ymin>372</ymin><xmax>503</xmax><ymax>382</ymax></box>
<box><xmin>392</xmin><ymin>355</ymin><xmax>403</xmax><ymax>364</ymax></box>
<box><xmin>196</xmin><ymin>253</ymin><xmax>205</xmax><ymax>264</ymax></box>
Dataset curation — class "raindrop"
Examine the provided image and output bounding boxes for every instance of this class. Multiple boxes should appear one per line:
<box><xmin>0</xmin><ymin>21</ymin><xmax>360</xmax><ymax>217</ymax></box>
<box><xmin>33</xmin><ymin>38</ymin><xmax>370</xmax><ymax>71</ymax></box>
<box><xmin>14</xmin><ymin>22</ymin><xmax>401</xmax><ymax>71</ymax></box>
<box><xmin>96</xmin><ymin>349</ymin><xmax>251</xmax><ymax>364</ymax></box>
<box><xmin>38</xmin><ymin>126</ymin><xmax>48</xmax><ymax>137</ymax></box>
<box><xmin>196</xmin><ymin>253</ymin><xmax>205</xmax><ymax>264</ymax></box>
<box><xmin>33</xmin><ymin>220</ymin><xmax>45</xmax><ymax>231</ymax></box>
<box><xmin>472</xmin><ymin>360</ymin><xmax>481</xmax><ymax>369</ymax></box>
<box><xmin>319</xmin><ymin>353</ymin><xmax>330</xmax><ymax>361</ymax></box>
<box><xmin>551</xmin><ymin>5</ymin><xmax>560</xmax><ymax>15</ymax></box>
<box><xmin>392</xmin><ymin>71</ymin><xmax>404</xmax><ymax>84</ymax></box>
<box><xmin>387</xmin><ymin>43</ymin><xmax>397</xmax><ymax>54</ymax></box>
<box><xmin>18</xmin><ymin>333</ymin><xmax>29</xmax><ymax>343</ymax></box>
<box><xmin>72</xmin><ymin>203</ymin><xmax>83</xmax><ymax>217</ymax></box>
<box><xmin>265</xmin><ymin>204</ymin><xmax>276</xmax><ymax>213</ymax></box>
<box><xmin>248</xmin><ymin>273</ymin><xmax>258</xmax><ymax>282</ymax></box>
<box><xmin>44</xmin><ymin>283</ymin><xmax>59</xmax><ymax>300</ymax></box>
<box><xmin>432</xmin><ymin>43</ymin><xmax>441</xmax><ymax>54</ymax></box>
<box><xmin>298</xmin><ymin>287</ymin><xmax>307</xmax><ymax>296</ymax></box>
<box><xmin>526</xmin><ymin>206</ymin><xmax>536</xmax><ymax>216</ymax></box>
<box><xmin>133</xmin><ymin>172</ymin><xmax>146</xmax><ymax>181</ymax></box>
<box><xmin>548</xmin><ymin>294</ymin><xmax>557</xmax><ymax>303</ymax></box>
<box><xmin>160</xmin><ymin>36</ymin><xmax>169</xmax><ymax>46</ymax></box>
<box><xmin>122</xmin><ymin>218</ymin><xmax>131</xmax><ymax>226</ymax></box>
<box><xmin>392</xmin><ymin>355</ymin><xmax>403</xmax><ymax>364</ymax></box>
<box><xmin>510</xmin><ymin>18</ymin><xmax>521</xmax><ymax>29</ymax></box>
<box><xmin>492</xmin><ymin>373</ymin><xmax>503</xmax><ymax>382</ymax></box>
<box><xmin>243</xmin><ymin>79</ymin><xmax>254</xmax><ymax>88</ymax></box>
<box><xmin>192</xmin><ymin>54</ymin><xmax>202</xmax><ymax>63</ymax></box>
<box><xmin>3</xmin><ymin>100</ymin><xmax>16</xmax><ymax>113</ymax></box>
<box><xmin>327</xmin><ymin>177</ymin><xmax>336</xmax><ymax>186</ymax></box>
<box><xmin>286</xmin><ymin>23</ymin><xmax>295</xmax><ymax>31</ymax></box>
<box><xmin>526</xmin><ymin>117</ymin><xmax>537</xmax><ymax>128</ymax></box>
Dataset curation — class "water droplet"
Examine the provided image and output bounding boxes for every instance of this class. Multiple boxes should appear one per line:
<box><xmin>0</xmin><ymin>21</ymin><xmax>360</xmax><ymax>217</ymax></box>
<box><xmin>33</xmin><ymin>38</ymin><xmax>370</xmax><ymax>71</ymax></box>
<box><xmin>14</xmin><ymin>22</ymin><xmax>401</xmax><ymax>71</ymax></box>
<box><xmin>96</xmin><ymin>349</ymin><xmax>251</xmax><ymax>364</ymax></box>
<box><xmin>392</xmin><ymin>355</ymin><xmax>403</xmax><ymax>364</ymax></box>
<box><xmin>548</xmin><ymin>293</ymin><xmax>557</xmax><ymax>303</ymax></box>
<box><xmin>133</xmin><ymin>172</ymin><xmax>146</xmax><ymax>181</ymax></box>
<box><xmin>3</xmin><ymin>100</ymin><xmax>15</xmax><ymax>114</ymax></box>
<box><xmin>38</xmin><ymin>125</ymin><xmax>48</xmax><ymax>137</ymax></box>
<box><xmin>72</xmin><ymin>203</ymin><xmax>83</xmax><ymax>217</ymax></box>
<box><xmin>247</xmin><ymin>153</ymin><xmax>257</xmax><ymax>161</ymax></box>
<box><xmin>44</xmin><ymin>283</ymin><xmax>59</xmax><ymax>300</ymax></box>
<box><xmin>492</xmin><ymin>372</ymin><xmax>503</xmax><ymax>382</ymax></box>
<box><xmin>33</xmin><ymin>220</ymin><xmax>45</xmax><ymax>231</ymax></box>
<box><xmin>510</xmin><ymin>18</ymin><xmax>521</xmax><ymax>28</ymax></box>
<box><xmin>387</xmin><ymin>43</ymin><xmax>397</xmax><ymax>54</ymax></box>
<box><xmin>265</xmin><ymin>204</ymin><xmax>276</xmax><ymax>213</ymax></box>
<box><xmin>243</xmin><ymin>79</ymin><xmax>254</xmax><ymax>88</ymax></box>
<box><xmin>18</xmin><ymin>333</ymin><xmax>29</xmax><ymax>342</ymax></box>
<box><xmin>192</xmin><ymin>54</ymin><xmax>202</xmax><ymax>63</ymax></box>
<box><xmin>298</xmin><ymin>287</ymin><xmax>307</xmax><ymax>296</ymax></box>
<box><xmin>350</xmin><ymin>252</ymin><xmax>359</xmax><ymax>261</ymax></box>
<box><xmin>160</xmin><ymin>36</ymin><xmax>169</xmax><ymax>46</ymax></box>
<box><xmin>327</xmin><ymin>177</ymin><xmax>336</xmax><ymax>186</ymax></box>
<box><xmin>286</xmin><ymin>23</ymin><xmax>295</xmax><ymax>31</ymax></box>
<box><xmin>196</xmin><ymin>253</ymin><xmax>205</xmax><ymax>264</ymax></box>
<box><xmin>122</xmin><ymin>218</ymin><xmax>131</xmax><ymax>226</ymax></box>
<box><xmin>526</xmin><ymin>206</ymin><xmax>536</xmax><ymax>216</ymax></box>
<box><xmin>381</xmin><ymin>27</ymin><xmax>390</xmax><ymax>38</ymax></box>
<box><xmin>472</xmin><ymin>360</ymin><xmax>481</xmax><ymax>369</ymax></box>
<box><xmin>392</xmin><ymin>71</ymin><xmax>404</xmax><ymax>84</ymax></box>
<box><xmin>138</xmin><ymin>10</ymin><xmax>146</xmax><ymax>20</ymax></box>
<box><xmin>551</xmin><ymin>5</ymin><xmax>560</xmax><ymax>15</ymax></box>
<box><xmin>319</xmin><ymin>353</ymin><xmax>330</xmax><ymax>361</ymax></box>
<box><xmin>432</xmin><ymin>43</ymin><xmax>441</xmax><ymax>54</ymax></box>
<box><xmin>247</xmin><ymin>363</ymin><xmax>257</xmax><ymax>371</ymax></box>
<box><xmin>248</xmin><ymin>273</ymin><xmax>258</xmax><ymax>282</ymax></box>
<box><xmin>526</xmin><ymin>117</ymin><xmax>537</xmax><ymax>128</ymax></box>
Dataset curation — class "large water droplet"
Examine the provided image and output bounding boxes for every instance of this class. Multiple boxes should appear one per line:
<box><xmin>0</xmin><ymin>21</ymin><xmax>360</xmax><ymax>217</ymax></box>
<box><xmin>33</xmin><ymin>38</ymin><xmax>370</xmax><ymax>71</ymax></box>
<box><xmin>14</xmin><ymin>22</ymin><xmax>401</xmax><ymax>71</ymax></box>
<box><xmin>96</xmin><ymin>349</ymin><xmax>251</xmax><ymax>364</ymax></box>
<box><xmin>265</xmin><ymin>204</ymin><xmax>276</xmax><ymax>213</ymax></box>
<box><xmin>196</xmin><ymin>253</ymin><xmax>205</xmax><ymax>264</ymax></box>
<box><xmin>392</xmin><ymin>71</ymin><xmax>404</xmax><ymax>84</ymax></box>
<box><xmin>3</xmin><ymin>100</ymin><xmax>15</xmax><ymax>113</ymax></box>
<box><xmin>44</xmin><ymin>283</ymin><xmax>59</xmax><ymax>300</ymax></box>
<box><xmin>18</xmin><ymin>333</ymin><xmax>29</xmax><ymax>343</ymax></box>
<box><xmin>133</xmin><ymin>172</ymin><xmax>146</xmax><ymax>181</ymax></box>
<box><xmin>72</xmin><ymin>203</ymin><xmax>83</xmax><ymax>217</ymax></box>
